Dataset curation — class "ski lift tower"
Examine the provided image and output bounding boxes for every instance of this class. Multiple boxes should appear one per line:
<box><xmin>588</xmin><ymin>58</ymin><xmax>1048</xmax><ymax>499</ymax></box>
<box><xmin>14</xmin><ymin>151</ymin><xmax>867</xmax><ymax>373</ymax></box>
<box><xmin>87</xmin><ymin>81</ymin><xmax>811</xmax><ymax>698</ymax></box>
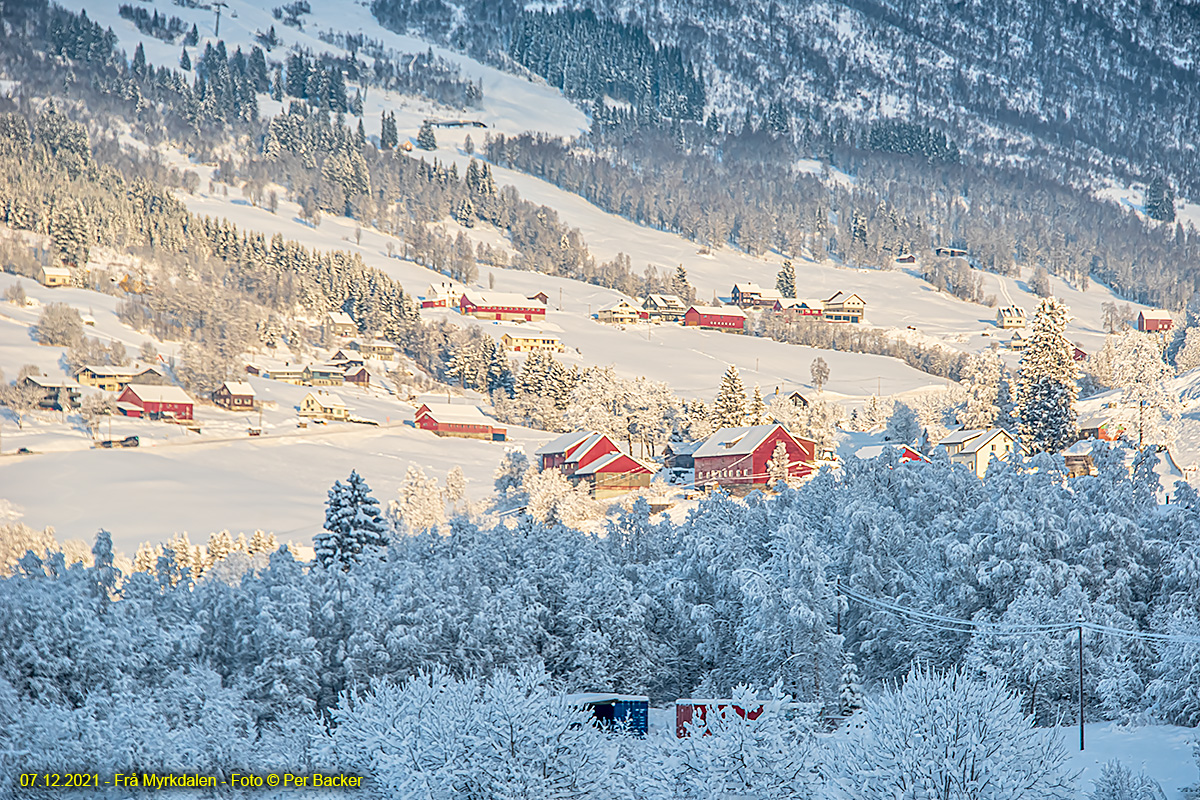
<box><xmin>212</xmin><ymin>1</ymin><xmax>228</xmax><ymax>37</ymax></box>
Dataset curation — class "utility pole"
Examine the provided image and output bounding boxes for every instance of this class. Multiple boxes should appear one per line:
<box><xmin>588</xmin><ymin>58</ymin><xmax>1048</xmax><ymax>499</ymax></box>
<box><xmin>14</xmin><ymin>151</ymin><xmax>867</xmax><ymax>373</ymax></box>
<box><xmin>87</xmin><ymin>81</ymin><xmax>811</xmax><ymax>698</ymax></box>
<box><xmin>835</xmin><ymin>578</ymin><xmax>841</xmax><ymax>635</ymax></box>
<box><xmin>1077</xmin><ymin>617</ymin><xmax>1085</xmax><ymax>751</ymax></box>
<box><xmin>213</xmin><ymin>1</ymin><xmax>227</xmax><ymax>36</ymax></box>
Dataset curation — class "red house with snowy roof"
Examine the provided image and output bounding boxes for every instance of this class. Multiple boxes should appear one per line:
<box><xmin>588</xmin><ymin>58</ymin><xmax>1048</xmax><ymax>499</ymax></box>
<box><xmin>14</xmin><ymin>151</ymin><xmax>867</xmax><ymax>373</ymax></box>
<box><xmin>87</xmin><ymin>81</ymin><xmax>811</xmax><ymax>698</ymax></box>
<box><xmin>415</xmin><ymin>402</ymin><xmax>507</xmax><ymax>441</ymax></box>
<box><xmin>683</xmin><ymin>305</ymin><xmax>747</xmax><ymax>333</ymax></box>
<box><xmin>534</xmin><ymin>431</ymin><xmax>621</xmax><ymax>477</ymax></box>
<box><xmin>117</xmin><ymin>384</ymin><xmax>194</xmax><ymax>420</ymax></box>
<box><xmin>1137</xmin><ymin>309</ymin><xmax>1173</xmax><ymax>333</ymax></box>
<box><xmin>693</xmin><ymin>424</ymin><xmax>815</xmax><ymax>490</ymax></box>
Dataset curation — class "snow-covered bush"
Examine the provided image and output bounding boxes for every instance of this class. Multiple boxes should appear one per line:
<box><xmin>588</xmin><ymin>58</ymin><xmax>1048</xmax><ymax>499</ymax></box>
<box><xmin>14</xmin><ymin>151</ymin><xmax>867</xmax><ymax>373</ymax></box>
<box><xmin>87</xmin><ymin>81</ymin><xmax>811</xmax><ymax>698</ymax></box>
<box><xmin>1087</xmin><ymin>760</ymin><xmax>1166</xmax><ymax>800</ymax></box>
<box><xmin>833</xmin><ymin>667</ymin><xmax>1074</xmax><ymax>800</ymax></box>
<box><xmin>326</xmin><ymin>666</ymin><xmax>612</xmax><ymax>800</ymax></box>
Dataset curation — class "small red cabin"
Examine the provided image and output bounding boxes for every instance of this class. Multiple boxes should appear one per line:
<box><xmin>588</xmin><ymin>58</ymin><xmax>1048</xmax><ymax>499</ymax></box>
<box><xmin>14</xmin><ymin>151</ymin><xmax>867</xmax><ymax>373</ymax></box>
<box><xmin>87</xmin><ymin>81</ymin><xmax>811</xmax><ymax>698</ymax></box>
<box><xmin>676</xmin><ymin>699</ymin><xmax>765</xmax><ymax>738</ymax></box>
<box><xmin>1137</xmin><ymin>310</ymin><xmax>1173</xmax><ymax>333</ymax></box>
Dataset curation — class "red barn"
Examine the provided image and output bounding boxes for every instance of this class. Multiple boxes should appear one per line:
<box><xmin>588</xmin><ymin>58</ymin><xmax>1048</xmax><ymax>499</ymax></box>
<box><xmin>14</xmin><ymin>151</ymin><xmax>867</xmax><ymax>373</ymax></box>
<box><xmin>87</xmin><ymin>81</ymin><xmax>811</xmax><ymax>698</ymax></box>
<box><xmin>415</xmin><ymin>403</ymin><xmax>506</xmax><ymax>441</ymax></box>
<box><xmin>572</xmin><ymin>452</ymin><xmax>656</xmax><ymax>498</ymax></box>
<box><xmin>693</xmin><ymin>424</ymin><xmax>815</xmax><ymax>490</ymax></box>
<box><xmin>460</xmin><ymin>290</ymin><xmax>547</xmax><ymax>322</ymax></box>
<box><xmin>117</xmin><ymin>384</ymin><xmax>194</xmax><ymax>420</ymax></box>
<box><xmin>683</xmin><ymin>305</ymin><xmax>747</xmax><ymax>333</ymax></box>
<box><xmin>1137</xmin><ymin>309</ymin><xmax>1173</xmax><ymax>333</ymax></box>
<box><xmin>535</xmin><ymin>431</ymin><xmax>593</xmax><ymax>471</ymax></box>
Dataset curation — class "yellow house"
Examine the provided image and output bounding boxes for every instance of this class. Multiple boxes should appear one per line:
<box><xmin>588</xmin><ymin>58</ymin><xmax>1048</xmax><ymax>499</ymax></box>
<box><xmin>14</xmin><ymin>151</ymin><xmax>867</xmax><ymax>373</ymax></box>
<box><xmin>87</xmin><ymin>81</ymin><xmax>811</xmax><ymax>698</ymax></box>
<box><xmin>939</xmin><ymin>428</ymin><xmax>1018</xmax><ymax>478</ymax></box>
<box><xmin>824</xmin><ymin>291</ymin><xmax>866</xmax><ymax>323</ymax></box>
<box><xmin>267</xmin><ymin>366</ymin><xmax>307</xmax><ymax>384</ymax></box>
<box><xmin>996</xmin><ymin>306</ymin><xmax>1026</xmax><ymax>329</ymax></box>
<box><xmin>38</xmin><ymin>265</ymin><xmax>72</xmax><ymax>287</ymax></box>
<box><xmin>501</xmin><ymin>333</ymin><xmax>565</xmax><ymax>352</ymax></box>
<box><xmin>298</xmin><ymin>391</ymin><xmax>348</xmax><ymax>421</ymax></box>
<box><xmin>597</xmin><ymin>300</ymin><xmax>644</xmax><ymax>325</ymax></box>
<box><xmin>75</xmin><ymin>365</ymin><xmax>165</xmax><ymax>392</ymax></box>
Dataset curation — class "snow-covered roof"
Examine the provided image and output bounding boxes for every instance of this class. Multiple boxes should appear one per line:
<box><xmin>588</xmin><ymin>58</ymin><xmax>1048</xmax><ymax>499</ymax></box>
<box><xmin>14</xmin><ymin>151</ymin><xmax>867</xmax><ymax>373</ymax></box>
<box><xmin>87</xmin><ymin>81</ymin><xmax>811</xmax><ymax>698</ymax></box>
<box><xmin>694</xmin><ymin>424</ymin><xmax>785</xmax><ymax>458</ymax></box>
<box><xmin>426</xmin><ymin>281</ymin><xmax>466</xmax><ymax>296</ymax></box>
<box><xmin>780</xmin><ymin>299</ymin><xmax>825</xmax><ymax>309</ymax></box>
<box><xmin>938</xmin><ymin>428</ymin><xmax>988</xmax><ymax>446</ymax></box>
<box><xmin>573</xmin><ymin>451</ymin><xmax>655</xmax><ymax>477</ymax></box>
<box><xmin>306</xmin><ymin>392</ymin><xmax>346</xmax><ymax>408</ymax></box>
<box><xmin>687</xmin><ymin>305</ymin><xmax>747</xmax><ymax>318</ymax></box>
<box><xmin>327</xmin><ymin>311</ymin><xmax>354</xmax><ymax>325</ymax></box>
<box><xmin>732</xmin><ymin>283</ymin><xmax>763</xmax><ymax>293</ymax></box>
<box><xmin>998</xmin><ymin>305</ymin><xmax>1024</xmax><ymax>316</ymax></box>
<box><xmin>958</xmin><ymin>428</ymin><xmax>1015</xmax><ymax>455</ymax></box>
<box><xmin>644</xmin><ymin>293</ymin><xmax>685</xmax><ymax>308</ymax></box>
<box><xmin>666</xmin><ymin>440</ymin><xmax>703</xmax><ymax>456</ymax></box>
<box><xmin>79</xmin><ymin>364</ymin><xmax>160</xmax><ymax>377</ymax></box>
<box><xmin>854</xmin><ymin>444</ymin><xmax>929</xmax><ymax>462</ymax></box>
<box><xmin>40</xmin><ymin>266</ymin><xmax>71</xmax><ymax>277</ymax></box>
<box><xmin>220</xmin><ymin>381</ymin><xmax>256</xmax><ymax>396</ymax></box>
<box><xmin>535</xmin><ymin>431</ymin><xmax>593</xmax><ymax>456</ymax></box>
<box><xmin>566</xmin><ymin>433</ymin><xmax>615</xmax><ymax>463</ymax></box>
<box><xmin>125</xmin><ymin>384</ymin><xmax>192</xmax><ymax>404</ymax></box>
<box><xmin>416</xmin><ymin>402</ymin><xmax>494</xmax><ymax>425</ymax></box>
<box><xmin>1141</xmin><ymin>309</ymin><xmax>1172</xmax><ymax>321</ymax></box>
<box><xmin>564</xmin><ymin>693</ymin><xmax>650</xmax><ymax>705</ymax></box>
<box><xmin>462</xmin><ymin>290</ymin><xmax>544</xmax><ymax>308</ymax></box>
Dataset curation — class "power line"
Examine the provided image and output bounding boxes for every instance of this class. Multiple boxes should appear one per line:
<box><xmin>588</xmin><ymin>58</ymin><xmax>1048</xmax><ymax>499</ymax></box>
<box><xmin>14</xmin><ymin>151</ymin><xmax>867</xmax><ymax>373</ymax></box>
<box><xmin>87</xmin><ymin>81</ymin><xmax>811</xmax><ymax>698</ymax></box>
<box><xmin>839</xmin><ymin>584</ymin><xmax>1200</xmax><ymax>645</ymax></box>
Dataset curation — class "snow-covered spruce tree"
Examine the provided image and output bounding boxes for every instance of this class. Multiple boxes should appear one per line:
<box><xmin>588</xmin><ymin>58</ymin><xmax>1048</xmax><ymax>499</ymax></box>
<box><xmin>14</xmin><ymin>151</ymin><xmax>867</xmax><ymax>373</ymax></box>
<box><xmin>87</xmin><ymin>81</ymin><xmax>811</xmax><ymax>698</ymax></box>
<box><xmin>766</xmin><ymin>440</ymin><xmax>790</xmax><ymax>487</ymax></box>
<box><xmin>834</xmin><ymin>667</ymin><xmax>1074</xmax><ymax>800</ymax></box>
<box><xmin>416</xmin><ymin>120</ymin><xmax>437</xmax><ymax>150</ymax></box>
<box><xmin>749</xmin><ymin>384</ymin><xmax>767</xmax><ymax>425</ymax></box>
<box><xmin>493</xmin><ymin>447</ymin><xmax>530</xmax><ymax>508</ymax></box>
<box><xmin>314</xmin><ymin>471</ymin><xmax>388</xmax><ymax>568</ymax></box>
<box><xmin>776</xmin><ymin>258</ymin><xmax>796</xmax><ymax>298</ymax></box>
<box><xmin>1018</xmin><ymin>297</ymin><xmax>1078</xmax><ymax>453</ymax></box>
<box><xmin>1111</xmin><ymin>331</ymin><xmax>1179</xmax><ymax>447</ymax></box>
<box><xmin>713</xmin><ymin>364</ymin><xmax>747</xmax><ymax>428</ymax></box>
<box><xmin>885</xmin><ymin>402</ymin><xmax>921</xmax><ymax>444</ymax></box>
<box><xmin>958</xmin><ymin>350</ymin><xmax>1003</xmax><ymax>429</ymax></box>
<box><xmin>1087</xmin><ymin>760</ymin><xmax>1167</xmax><ymax>800</ymax></box>
<box><xmin>838</xmin><ymin>658</ymin><xmax>863</xmax><ymax>715</ymax></box>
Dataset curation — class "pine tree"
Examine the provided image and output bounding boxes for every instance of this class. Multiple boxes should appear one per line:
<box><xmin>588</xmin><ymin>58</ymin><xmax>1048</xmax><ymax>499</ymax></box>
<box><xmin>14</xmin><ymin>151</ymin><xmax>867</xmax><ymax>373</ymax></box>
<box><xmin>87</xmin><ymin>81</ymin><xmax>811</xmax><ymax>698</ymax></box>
<box><xmin>776</xmin><ymin>259</ymin><xmax>796</xmax><ymax>298</ymax></box>
<box><xmin>749</xmin><ymin>385</ymin><xmax>767</xmax><ymax>425</ymax></box>
<box><xmin>185</xmin><ymin>23</ymin><xmax>199</xmax><ymax>47</ymax></box>
<box><xmin>713</xmin><ymin>365</ymin><xmax>747</xmax><ymax>428</ymax></box>
<box><xmin>180</xmin><ymin>48</ymin><xmax>191</xmax><ymax>71</ymax></box>
<box><xmin>1018</xmin><ymin>298</ymin><xmax>1078</xmax><ymax>453</ymax></box>
<box><xmin>766</xmin><ymin>440</ymin><xmax>790</xmax><ymax>486</ymax></box>
<box><xmin>670</xmin><ymin>265</ymin><xmax>695</xmax><ymax>304</ymax></box>
<box><xmin>1145</xmin><ymin>175</ymin><xmax>1176</xmax><ymax>223</ymax></box>
<box><xmin>314</xmin><ymin>471</ymin><xmax>388</xmax><ymax>568</ymax></box>
<box><xmin>417</xmin><ymin>120</ymin><xmax>437</xmax><ymax>150</ymax></box>
<box><xmin>838</xmin><ymin>658</ymin><xmax>864</xmax><ymax>715</ymax></box>
<box><xmin>380</xmin><ymin>111</ymin><xmax>397</xmax><ymax>150</ymax></box>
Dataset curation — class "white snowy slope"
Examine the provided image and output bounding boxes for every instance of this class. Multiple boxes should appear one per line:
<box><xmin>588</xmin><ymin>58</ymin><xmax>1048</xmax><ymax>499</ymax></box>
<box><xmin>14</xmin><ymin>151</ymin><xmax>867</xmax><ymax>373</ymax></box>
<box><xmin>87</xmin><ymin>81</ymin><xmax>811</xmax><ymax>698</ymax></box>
<box><xmin>52</xmin><ymin>0</ymin><xmax>588</xmax><ymax>140</ymax></box>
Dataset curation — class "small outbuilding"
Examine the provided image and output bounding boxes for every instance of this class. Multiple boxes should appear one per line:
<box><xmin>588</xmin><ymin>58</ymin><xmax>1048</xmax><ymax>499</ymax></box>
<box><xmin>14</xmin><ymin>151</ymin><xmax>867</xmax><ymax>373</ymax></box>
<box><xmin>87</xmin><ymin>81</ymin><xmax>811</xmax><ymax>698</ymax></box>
<box><xmin>566</xmin><ymin>694</ymin><xmax>649</xmax><ymax>737</ymax></box>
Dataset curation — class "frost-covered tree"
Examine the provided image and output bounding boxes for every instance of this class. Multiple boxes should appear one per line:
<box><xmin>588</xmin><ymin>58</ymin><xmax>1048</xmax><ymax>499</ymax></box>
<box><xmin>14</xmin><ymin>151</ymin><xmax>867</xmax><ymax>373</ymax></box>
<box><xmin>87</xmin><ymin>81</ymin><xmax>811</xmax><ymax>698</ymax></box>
<box><xmin>416</xmin><ymin>120</ymin><xmax>437</xmax><ymax>150</ymax></box>
<box><xmin>1018</xmin><ymin>297</ymin><xmax>1077</xmax><ymax>453</ymax></box>
<box><xmin>766</xmin><ymin>440</ymin><xmax>790</xmax><ymax>487</ymax></box>
<box><xmin>885</xmin><ymin>402</ymin><xmax>921</xmax><ymax>444</ymax></box>
<box><xmin>713</xmin><ymin>365</ymin><xmax>747</xmax><ymax>428</ymax></box>
<box><xmin>523</xmin><ymin>468</ymin><xmax>597</xmax><ymax>527</ymax></box>
<box><xmin>444</xmin><ymin>466</ymin><xmax>468</xmax><ymax>516</ymax></box>
<box><xmin>315</xmin><ymin>471</ymin><xmax>389</xmax><ymax>568</ymax></box>
<box><xmin>859</xmin><ymin>394</ymin><xmax>894</xmax><ymax>431</ymax></box>
<box><xmin>1087</xmin><ymin>760</ymin><xmax>1167</xmax><ymax>800</ymax></box>
<box><xmin>838</xmin><ymin>658</ymin><xmax>863</xmax><ymax>714</ymax></box>
<box><xmin>389</xmin><ymin>465</ymin><xmax>446</xmax><ymax>533</ymax></box>
<box><xmin>1111</xmin><ymin>331</ymin><xmax>1179</xmax><ymax>447</ymax></box>
<box><xmin>810</xmin><ymin>356</ymin><xmax>830</xmax><ymax>392</ymax></box>
<box><xmin>33</xmin><ymin>302</ymin><xmax>82</xmax><ymax>346</ymax></box>
<box><xmin>493</xmin><ymin>447</ymin><xmax>530</xmax><ymax>508</ymax></box>
<box><xmin>748</xmin><ymin>384</ymin><xmax>767</xmax><ymax>425</ymax></box>
<box><xmin>775</xmin><ymin>259</ymin><xmax>796</xmax><ymax>298</ymax></box>
<box><xmin>959</xmin><ymin>351</ymin><xmax>1002</xmax><ymax>428</ymax></box>
<box><xmin>836</xmin><ymin>667</ymin><xmax>1074</xmax><ymax>800</ymax></box>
